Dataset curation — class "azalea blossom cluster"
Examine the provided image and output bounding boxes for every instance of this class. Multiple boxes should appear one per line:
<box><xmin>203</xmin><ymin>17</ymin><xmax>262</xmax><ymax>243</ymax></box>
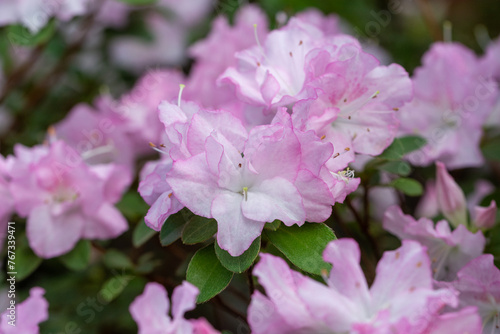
<box><xmin>138</xmin><ymin>6</ymin><xmax>413</xmax><ymax>256</ymax></box>
<box><xmin>1</xmin><ymin>2</ymin><xmax>500</xmax><ymax>333</ymax></box>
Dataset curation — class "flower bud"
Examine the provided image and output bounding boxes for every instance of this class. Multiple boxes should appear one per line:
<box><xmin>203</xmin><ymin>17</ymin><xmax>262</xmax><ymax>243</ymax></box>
<box><xmin>436</xmin><ymin>161</ymin><xmax>467</xmax><ymax>227</ymax></box>
<box><xmin>473</xmin><ymin>200</ymin><xmax>497</xmax><ymax>229</ymax></box>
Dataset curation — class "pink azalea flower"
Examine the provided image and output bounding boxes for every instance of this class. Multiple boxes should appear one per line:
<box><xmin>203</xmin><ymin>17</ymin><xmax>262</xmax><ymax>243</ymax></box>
<box><xmin>292</xmin><ymin>36</ymin><xmax>412</xmax><ymax>160</ymax></box>
<box><xmin>54</xmin><ymin>103</ymin><xmax>135</xmax><ymax>169</ymax></box>
<box><xmin>139</xmin><ymin>97</ymin><xmax>250</xmax><ymax>232</ymax></box>
<box><xmin>98</xmin><ymin>69</ymin><xmax>186</xmax><ymax>157</ymax></box>
<box><xmin>130</xmin><ymin>281</ymin><xmax>219</xmax><ymax>334</ymax></box>
<box><xmin>480</xmin><ymin>36</ymin><xmax>500</xmax><ymax>127</ymax></box>
<box><xmin>399</xmin><ymin>42</ymin><xmax>498</xmax><ymax>169</ymax></box>
<box><xmin>438</xmin><ymin>254</ymin><xmax>500</xmax><ymax>333</ymax></box>
<box><xmin>110</xmin><ymin>13</ymin><xmax>188</xmax><ymax>71</ymax></box>
<box><xmin>7</xmin><ymin>141</ymin><xmax>129</xmax><ymax>258</ymax></box>
<box><xmin>249</xmin><ymin>239</ymin><xmax>479</xmax><ymax>333</ymax></box>
<box><xmin>166</xmin><ymin>121</ymin><xmax>306</xmax><ymax>256</ymax></box>
<box><xmin>0</xmin><ymin>0</ymin><xmax>90</xmax><ymax>33</ymax></box>
<box><xmin>163</xmin><ymin>104</ymin><xmax>360</xmax><ymax>255</ymax></box>
<box><xmin>0</xmin><ymin>287</ymin><xmax>49</xmax><ymax>333</ymax></box>
<box><xmin>185</xmin><ymin>5</ymin><xmax>268</xmax><ymax>111</ymax></box>
<box><xmin>383</xmin><ymin>206</ymin><xmax>485</xmax><ymax>281</ymax></box>
<box><xmin>218</xmin><ymin>17</ymin><xmax>324</xmax><ymax>109</ymax></box>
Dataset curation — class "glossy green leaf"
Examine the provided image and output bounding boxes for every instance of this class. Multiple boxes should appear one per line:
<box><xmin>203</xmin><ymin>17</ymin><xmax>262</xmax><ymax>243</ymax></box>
<box><xmin>98</xmin><ymin>274</ymin><xmax>135</xmax><ymax>303</ymax></box>
<box><xmin>132</xmin><ymin>220</ymin><xmax>156</xmax><ymax>248</ymax></box>
<box><xmin>264</xmin><ymin>223</ymin><xmax>336</xmax><ymax>275</ymax></box>
<box><xmin>378</xmin><ymin>135</ymin><xmax>426</xmax><ymax>160</ymax></box>
<box><xmin>186</xmin><ymin>245</ymin><xmax>233</xmax><ymax>303</ymax></box>
<box><xmin>159</xmin><ymin>211</ymin><xmax>187</xmax><ymax>246</ymax></box>
<box><xmin>379</xmin><ymin>160</ymin><xmax>412</xmax><ymax>176</ymax></box>
<box><xmin>103</xmin><ymin>249</ymin><xmax>134</xmax><ymax>270</ymax></box>
<box><xmin>264</xmin><ymin>220</ymin><xmax>281</xmax><ymax>231</ymax></box>
<box><xmin>389</xmin><ymin>177</ymin><xmax>423</xmax><ymax>196</ymax></box>
<box><xmin>115</xmin><ymin>191</ymin><xmax>149</xmax><ymax>222</ymax></box>
<box><xmin>215</xmin><ymin>237</ymin><xmax>261</xmax><ymax>273</ymax></box>
<box><xmin>181</xmin><ymin>216</ymin><xmax>217</xmax><ymax>245</ymax></box>
<box><xmin>7</xmin><ymin>21</ymin><xmax>55</xmax><ymax>46</ymax></box>
<box><xmin>59</xmin><ymin>240</ymin><xmax>91</xmax><ymax>271</ymax></box>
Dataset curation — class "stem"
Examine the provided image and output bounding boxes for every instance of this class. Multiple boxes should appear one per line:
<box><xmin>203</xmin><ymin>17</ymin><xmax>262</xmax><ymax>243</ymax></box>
<box><xmin>247</xmin><ymin>264</ymin><xmax>255</xmax><ymax>296</ymax></box>
<box><xmin>213</xmin><ymin>295</ymin><xmax>248</xmax><ymax>321</ymax></box>
<box><xmin>417</xmin><ymin>0</ymin><xmax>443</xmax><ymax>41</ymax></box>
<box><xmin>0</xmin><ymin>42</ymin><xmax>47</xmax><ymax>104</ymax></box>
<box><xmin>345</xmin><ymin>195</ymin><xmax>380</xmax><ymax>260</ymax></box>
<box><xmin>0</xmin><ymin>1</ymin><xmax>103</xmax><ymax>145</ymax></box>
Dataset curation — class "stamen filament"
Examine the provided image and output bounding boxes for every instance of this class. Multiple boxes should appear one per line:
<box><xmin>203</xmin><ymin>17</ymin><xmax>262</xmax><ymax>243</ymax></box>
<box><xmin>81</xmin><ymin>144</ymin><xmax>115</xmax><ymax>160</ymax></box>
<box><xmin>178</xmin><ymin>84</ymin><xmax>186</xmax><ymax>108</ymax></box>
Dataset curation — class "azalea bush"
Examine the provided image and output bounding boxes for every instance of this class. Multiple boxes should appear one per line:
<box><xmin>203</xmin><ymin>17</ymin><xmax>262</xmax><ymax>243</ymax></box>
<box><xmin>1</xmin><ymin>0</ymin><xmax>500</xmax><ymax>333</ymax></box>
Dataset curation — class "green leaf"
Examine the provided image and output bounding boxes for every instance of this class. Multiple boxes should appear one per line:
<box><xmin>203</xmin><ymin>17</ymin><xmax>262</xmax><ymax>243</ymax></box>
<box><xmin>98</xmin><ymin>274</ymin><xmax>135</xmax><ymax>303</ymax></box>
<box><xmin>7</xmin><ymin>21</ymin><xmax>55</xmax><ymax>46</ymax></box>
<box><xmin>59</xmin><ymin>240</ymin><xmax>91</xmax><ymax>271</ymax></box>
<box><xmin>264</xmin><ymin>223</ymin><xmax>336</xmax><ymax>275</ymax></box>
<box><xmin>389</xmin><ymin>177</ymin><xmax>423</xmax><ymax>196</ymax></box>
<box><xmin>115</xmin><ymin>191</ymin><xmax>149</xmax><ymax>222</ymax></box>
<box><xmin>132</xmin><ymin>220</ymin><xmax>156</xmax><ymax>248</ymax></box>
<box><xmin>378</xmin><ymin>135</ymin><xmax>426</xmax><ymax>160</ymax></box>
<box><xmin>103</xmin><ymin>249</ymin><xmax>134</xmax><ymax>270</ymax></box>
<box><xmin>482</xmin><ymin>136</ymin><xmax>500</xmax><ymax>162</ymax></box>
<box><xmin>159</xmin><ymin>210</ymin><xmax>187</xmax><ymax>246</ymax></box>
<box><xmin>135</xmin><ymin>252</ymin><xmax>161</xmax><ymax>274</ymax></box>
<box><xmin>379</xmin><ymin>160</ymin><xmax>412</xmax><ymax>176</ymax></box>
<box><xmin>181</xmin><ymin>216</ymin><xmax>218</xmax><ymax>245</ymax></box>
<box><xmin>215</xmin><ymin>237</ymin><xmax>261</xmax><ymax>273</ymax></box>
<box><xmin>186</xmin><ymin>245</ymin><xmax>233</xmax><ymax>303</ymax></box>
<box><xmin>264</xmin><ymin>220</ymin><xmax>281</xmax><ymax>231</ymax></box>
<box><xmin>15</xmin><ymin>236</ymin><xmax>42</xmax><ymax>281</ymax></box>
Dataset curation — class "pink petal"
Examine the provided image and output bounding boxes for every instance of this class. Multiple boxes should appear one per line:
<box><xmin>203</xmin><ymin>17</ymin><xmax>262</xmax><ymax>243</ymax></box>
<box><xmin>82</xmin><ymin>203</ymin><xmax>128</xmax><ymax>239</ymax></box>
<box><xmin>1</xmin><ymin>287</ymin><xmax>48</xmax><ymax>333</ymax></box>
<box><xmin>241</xmin><ymin>177</ymin><xmax>305</xmax><ymax>226</ymax></box>
<box><xmin>248</xmin><ymin>291</ymin><xmax>296</xmax><ymax>334</ymax></box>
<box><xmin>167</xmin><ymin>153</ymin><xmax>221</xmax><ymax>218</ymax></box>
<box><xmin>322</xmin><ymin>239</ymin><xmax>371</xmax><ymax>308</ymax></box>
<box><xmin>253</xmin><ymin>254</ymin><xmax>318</xmax><ymax>329</ymax></box>
<box><xmin>370</xmin><ymin>240</ymin><xmax>433</xmax><ymax>308</ymax></box>
<box><xmin>27</xmin><ymin>205</ymin><xmax>84</xmax><ymax>258</ymax></box>
<box><xmin>145</xmin><ymin>192</ymin><xmax>183</xmax><ymax>231</ymax></box>
<box><xmin>294</xmin><ymin>169</ymin><xmax>334</xmax><ymax>222</ymax></box>
<box><xmin>171</xmin><ymin>281</ymin><xmax>198</xmax><ymax>319</ymax></box>
<box><xmin>130</xmin><ymin>282</ymin><xmax>171</xmax><ymax>334</ymax></box>
<box><xmin>212</xmin><ymin>191</ymin><xmax>265</xmax><ymax>256</ymax></box>
<box><xmin>427</xmin><ymin>307</ymin><xmax>482</xmax><ymax>334</ymax></box>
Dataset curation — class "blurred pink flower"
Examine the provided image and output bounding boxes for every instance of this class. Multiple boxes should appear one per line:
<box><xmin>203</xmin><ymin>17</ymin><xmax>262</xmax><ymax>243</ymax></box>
<box><xmin>438</xmin><ymin>254</ymin><xmax>500</xmax><ymax>333</ymax></box>
<box><xmin>383</xmin><ymin>206</ymin><xmax>485</xmax><ymax>281</ymax></box>
<box><xmin>0</xmin><ymin>287</ymin><xmax>48</xmax><ymax>333</ymax></box>
<box><xmin>6</xmin><ymin>140</ymin><xmax>129</xmax><ymax>258</ymax></box>
<box><xmin>130</xmin><ymin>281</ymin><xmax>218</xmax><ymax>334</ymax></box>
<box><xmin>249</xmin><ymin>239</ymin><xmax>480</xmax><ymax>333</ymax></box>
<box><xmin>399</xmin><ymin>42</ymin><xmax>498</xmax><ymax>169</ymax></box>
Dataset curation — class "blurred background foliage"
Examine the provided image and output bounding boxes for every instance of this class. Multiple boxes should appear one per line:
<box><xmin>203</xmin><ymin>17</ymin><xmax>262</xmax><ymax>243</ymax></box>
<box><xmin>1</xmin><ymin>0</ymin><xmax>500</xmax><ymax>333</ymax></box>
